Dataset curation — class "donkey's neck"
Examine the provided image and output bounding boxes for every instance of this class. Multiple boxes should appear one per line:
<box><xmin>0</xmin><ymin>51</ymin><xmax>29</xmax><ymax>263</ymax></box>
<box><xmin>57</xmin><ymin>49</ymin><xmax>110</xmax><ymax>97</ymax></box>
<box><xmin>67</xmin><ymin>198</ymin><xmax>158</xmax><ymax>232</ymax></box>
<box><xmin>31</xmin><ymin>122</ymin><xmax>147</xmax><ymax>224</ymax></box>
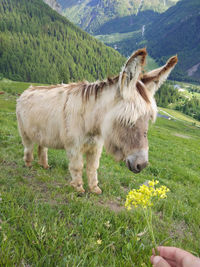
<box><xmin>84</xmin><ymin>84</ymin><xmax>118</xmax><ymax>137</ymax></box>
<box><xmin>96</xmin><ymin>84</ymin><xmax>117</xmax><ymax>110</ymax></box>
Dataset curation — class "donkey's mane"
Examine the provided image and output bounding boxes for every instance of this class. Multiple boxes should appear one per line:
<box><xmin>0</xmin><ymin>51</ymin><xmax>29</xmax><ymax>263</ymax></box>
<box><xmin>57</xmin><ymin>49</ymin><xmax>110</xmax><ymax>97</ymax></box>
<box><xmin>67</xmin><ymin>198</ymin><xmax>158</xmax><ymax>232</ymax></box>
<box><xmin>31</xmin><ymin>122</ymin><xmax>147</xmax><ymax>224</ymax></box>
<box><xmin>80</xmin><ymin>75</ymin><xmax>150</xmax><ymax>103</ymax></box>
<box><xmin>80</xmin><ymin>76</ymin><xmax>119</xmax><ymax>101</ymax></box>
<box><xmin>29</xmin><ymin>75</ymin><xmax>150</xmax><ymax>104</ymax></box>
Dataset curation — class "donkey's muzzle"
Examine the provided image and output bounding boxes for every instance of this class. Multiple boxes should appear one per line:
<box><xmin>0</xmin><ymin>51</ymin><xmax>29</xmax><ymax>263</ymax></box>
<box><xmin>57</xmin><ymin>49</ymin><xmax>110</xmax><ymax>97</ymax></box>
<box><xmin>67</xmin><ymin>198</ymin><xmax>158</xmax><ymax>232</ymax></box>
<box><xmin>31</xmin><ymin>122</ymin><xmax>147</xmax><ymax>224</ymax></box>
<box><xmin>126</xmin><ymin>159</ymin><xmax>148</xmax><ymax>173</ymax></box>
<box><xmin>126</xmin><ymin>150</ymin><xmax>148</xmax><ymax>173</ymax></box>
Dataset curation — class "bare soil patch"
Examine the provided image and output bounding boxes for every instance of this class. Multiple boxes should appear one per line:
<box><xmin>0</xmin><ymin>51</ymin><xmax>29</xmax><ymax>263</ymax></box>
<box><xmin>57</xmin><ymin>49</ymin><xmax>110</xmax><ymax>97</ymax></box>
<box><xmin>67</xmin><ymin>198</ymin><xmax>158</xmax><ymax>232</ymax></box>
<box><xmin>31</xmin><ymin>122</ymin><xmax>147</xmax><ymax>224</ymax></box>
<box><xmin>174</xmin><ymin>133</ymin><xmax>191</xmax><ymax>139</ymax></box>
<box><xmin>169</xmin><ymin>220</ymin><xmax>191</xmax><ymax>240</ymax></box>
<box><xmin>98</xmin><ymin>199</ymin><xmax>124</xmax><ymax>213</ymax></box>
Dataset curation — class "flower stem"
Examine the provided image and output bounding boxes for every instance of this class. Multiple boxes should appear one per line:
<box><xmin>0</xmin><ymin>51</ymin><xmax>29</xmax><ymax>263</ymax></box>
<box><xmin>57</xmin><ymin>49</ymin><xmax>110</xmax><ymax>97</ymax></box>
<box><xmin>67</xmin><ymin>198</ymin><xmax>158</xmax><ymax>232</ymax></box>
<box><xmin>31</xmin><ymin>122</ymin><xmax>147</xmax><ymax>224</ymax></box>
<box><xmin>143</xmin><ymin>207</ymin><xmax>159</xmax><ymax>255</ymax></box>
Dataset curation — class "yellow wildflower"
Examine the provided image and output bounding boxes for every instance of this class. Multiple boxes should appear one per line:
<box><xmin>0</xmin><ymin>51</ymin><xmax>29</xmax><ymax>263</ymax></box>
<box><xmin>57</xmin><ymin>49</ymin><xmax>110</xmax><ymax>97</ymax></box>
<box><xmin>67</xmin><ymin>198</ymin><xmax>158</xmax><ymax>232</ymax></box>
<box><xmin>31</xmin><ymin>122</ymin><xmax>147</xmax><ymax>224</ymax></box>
<box><xmin>148</xmin><ymin>179</ymin><xmax>159</xmax><ymax>187</ymax></box>
<box><xmin>125</xmin><ymin>180</ymin><xmax>170</xmax><ymax>210</ymax></box>
<box><xmin>97</xmin><ymin>239</ymin><xmax>102</xmax><ymax>245</ymax></box>
<box><xmin>154</xmin><ymin>185</ymin><xmax>170</xmax><ymax>198</ymax></box>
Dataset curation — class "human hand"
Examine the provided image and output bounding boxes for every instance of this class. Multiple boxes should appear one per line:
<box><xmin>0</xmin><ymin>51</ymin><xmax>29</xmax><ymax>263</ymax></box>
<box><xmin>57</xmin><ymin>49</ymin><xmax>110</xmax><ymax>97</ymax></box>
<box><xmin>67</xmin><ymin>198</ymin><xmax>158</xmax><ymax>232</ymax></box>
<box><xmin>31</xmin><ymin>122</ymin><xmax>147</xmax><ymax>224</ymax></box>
<box><xmin>150</xmin><ymin>246</ymin><xmax>200</xmax><ymax>267</ymax></box>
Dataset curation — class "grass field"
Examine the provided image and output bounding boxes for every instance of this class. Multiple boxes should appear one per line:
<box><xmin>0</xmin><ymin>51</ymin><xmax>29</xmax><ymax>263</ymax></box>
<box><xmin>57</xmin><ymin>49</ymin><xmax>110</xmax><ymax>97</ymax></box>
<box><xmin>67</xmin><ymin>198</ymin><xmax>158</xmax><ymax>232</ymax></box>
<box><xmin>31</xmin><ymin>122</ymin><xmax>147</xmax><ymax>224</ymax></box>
<box><xmin>158</xmin><ymin>107</ymin><xmax>200</xmax><ymax>127</ymax></box>
<box><xmin>0</xmin><ymin>79</ymin><xmax>200</xmax><ymax>266</ymax></box>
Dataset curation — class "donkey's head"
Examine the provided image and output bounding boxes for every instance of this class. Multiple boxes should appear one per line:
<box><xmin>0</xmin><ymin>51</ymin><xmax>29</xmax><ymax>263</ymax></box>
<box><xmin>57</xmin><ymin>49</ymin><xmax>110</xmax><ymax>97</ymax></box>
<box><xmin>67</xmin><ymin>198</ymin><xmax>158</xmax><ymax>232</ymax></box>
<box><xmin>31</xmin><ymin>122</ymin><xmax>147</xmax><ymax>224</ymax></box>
<box><xmin>102</xmin><ymin>48</ymin><xmax>177</xmax><ymax>173</ymax></box>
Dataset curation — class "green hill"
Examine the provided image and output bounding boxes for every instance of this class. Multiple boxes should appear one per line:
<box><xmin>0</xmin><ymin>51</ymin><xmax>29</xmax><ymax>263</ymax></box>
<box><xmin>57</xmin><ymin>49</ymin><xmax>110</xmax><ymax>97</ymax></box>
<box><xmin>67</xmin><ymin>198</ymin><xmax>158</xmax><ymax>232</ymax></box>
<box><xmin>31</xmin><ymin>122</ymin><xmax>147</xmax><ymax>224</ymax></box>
<box><xmin>60</xmin><ymin>0</ymin><xmax>180</xmax><ymax>34</ymax></box>
<box><xmin>0</xmin><ymin>0</ymin><xmax>125</xmax><ymax>84</ymax></box>
<box><xmin>0</xmin><ymin>79</ymin><xmax>200</xmax><ymax>266</ymax></box>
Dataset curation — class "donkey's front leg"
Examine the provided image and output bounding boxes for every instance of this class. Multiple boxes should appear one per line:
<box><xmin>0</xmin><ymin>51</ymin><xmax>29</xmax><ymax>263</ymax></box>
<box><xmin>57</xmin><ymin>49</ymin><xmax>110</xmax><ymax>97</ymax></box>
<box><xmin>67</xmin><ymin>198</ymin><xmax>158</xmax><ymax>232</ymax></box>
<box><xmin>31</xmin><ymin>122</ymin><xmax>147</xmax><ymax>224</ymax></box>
<box><xmin>68</xmin><ymin>151</ymin><xmax>85</xmax><ymax>193</ymax></box>
<box><xmin>86</xmin><ymin>144</ymin><xmax>103</xmax><ymax>194</ymax></box>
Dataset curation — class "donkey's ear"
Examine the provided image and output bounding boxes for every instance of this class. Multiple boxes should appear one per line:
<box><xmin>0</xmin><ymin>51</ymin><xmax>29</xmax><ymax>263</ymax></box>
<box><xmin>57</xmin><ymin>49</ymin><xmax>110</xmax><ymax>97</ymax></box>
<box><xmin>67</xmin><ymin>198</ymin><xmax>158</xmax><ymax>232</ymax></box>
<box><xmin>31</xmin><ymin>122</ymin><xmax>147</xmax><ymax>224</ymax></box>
<box><xmin>119</xmin><ymin>48</ymin><xmax>147</xmax><ymax>99</ymax></box>
<box><xmin>141</xmin><ymin>55</ymin><xmax>178</xmax><ymax>95</ymax></box>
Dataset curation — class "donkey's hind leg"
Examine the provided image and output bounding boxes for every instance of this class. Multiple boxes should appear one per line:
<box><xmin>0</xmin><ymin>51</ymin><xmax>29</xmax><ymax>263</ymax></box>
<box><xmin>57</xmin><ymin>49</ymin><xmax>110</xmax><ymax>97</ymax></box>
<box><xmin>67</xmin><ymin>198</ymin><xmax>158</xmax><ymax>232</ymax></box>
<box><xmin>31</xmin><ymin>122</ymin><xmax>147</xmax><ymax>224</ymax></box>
<box><xmin>17</xmin><ymin>113</ymin><xmax>34</xmax><ymax>167</ymax></box>
<box><xmin>38</xmin><ymin>146</ymin><xmax>49</xmax><ymax>169</ymax></box>
<box><xmin>22</xmin><ymin>138</ymin><xmax>34</xmax><ymax>167</ymax></box>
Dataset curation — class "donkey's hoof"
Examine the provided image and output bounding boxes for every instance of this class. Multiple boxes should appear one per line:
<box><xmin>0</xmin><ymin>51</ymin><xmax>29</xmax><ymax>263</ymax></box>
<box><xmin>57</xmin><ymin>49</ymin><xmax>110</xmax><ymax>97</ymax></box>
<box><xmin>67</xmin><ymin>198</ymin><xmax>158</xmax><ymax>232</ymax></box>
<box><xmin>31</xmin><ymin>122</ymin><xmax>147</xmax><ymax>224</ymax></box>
<box><xmin>45</xmin><ymin>165</ymin><xmax>50</xmax><ymax>169</ymax></box>
<box><xmin>43</xmin><ymin>164</ymin><xmax>50</xmax><ymax>169</ymax></box>
<box><xmin>75</xmin><ymin>185</ymin><xmax>85</xmax><ymax>193</ymax></box>
<box><xmin>38</xmin><ymin>162</ymin><xmax>50</xmax><ymax>169</ymax></box>
<box><xmin>70</xmin><ymin>182</ymin><xmax>85</xmax><ymax>193</ymax></box>
<box><xmin>25</xmin><ymin>162</ymin><xmax>32</xmax><ymax>168</ymax></box>
<box><xmin>89</xmin><ymin>186</ymin><xmax>102</xmax><ymax>195</ymax></box>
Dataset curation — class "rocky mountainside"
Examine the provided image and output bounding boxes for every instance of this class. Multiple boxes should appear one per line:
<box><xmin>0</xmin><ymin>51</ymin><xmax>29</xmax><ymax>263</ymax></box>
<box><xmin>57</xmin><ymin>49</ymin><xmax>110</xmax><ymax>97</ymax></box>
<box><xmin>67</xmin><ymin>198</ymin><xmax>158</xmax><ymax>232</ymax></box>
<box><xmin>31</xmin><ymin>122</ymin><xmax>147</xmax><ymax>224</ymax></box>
<box><xmin>57</xmin><ymin>0</ymin><xmax>180</xmax><ymax>34</ymax></box>
<box><xmin>43</xmin><ymin>0</ymin><xmax>62</xmax><ymax>13</ymax></box>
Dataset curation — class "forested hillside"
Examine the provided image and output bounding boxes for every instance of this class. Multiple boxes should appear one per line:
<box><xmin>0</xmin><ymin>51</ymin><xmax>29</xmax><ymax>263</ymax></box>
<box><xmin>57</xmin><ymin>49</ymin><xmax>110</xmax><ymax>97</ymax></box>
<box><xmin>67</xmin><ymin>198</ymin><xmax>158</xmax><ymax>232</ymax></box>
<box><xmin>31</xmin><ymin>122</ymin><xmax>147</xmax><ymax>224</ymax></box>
<box><xmin>0</xmin><ymin>0</ymin><xmax>125</xmax><ymax>84</ymax></box>
<box><xmin>155</xmin><ymin>82</ymin><xmax>181</xmax><ymax>108</ymax></box>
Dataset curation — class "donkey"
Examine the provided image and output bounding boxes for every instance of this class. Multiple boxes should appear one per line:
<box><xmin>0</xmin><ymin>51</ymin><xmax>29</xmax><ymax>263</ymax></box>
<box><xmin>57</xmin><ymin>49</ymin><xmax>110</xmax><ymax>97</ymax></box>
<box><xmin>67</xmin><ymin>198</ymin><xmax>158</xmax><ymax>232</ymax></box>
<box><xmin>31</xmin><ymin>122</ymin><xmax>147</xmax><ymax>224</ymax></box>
<box><xmin>16</xmin><ymin>48</ymin><xmax>177</xmax><ymax>194</ymax></box>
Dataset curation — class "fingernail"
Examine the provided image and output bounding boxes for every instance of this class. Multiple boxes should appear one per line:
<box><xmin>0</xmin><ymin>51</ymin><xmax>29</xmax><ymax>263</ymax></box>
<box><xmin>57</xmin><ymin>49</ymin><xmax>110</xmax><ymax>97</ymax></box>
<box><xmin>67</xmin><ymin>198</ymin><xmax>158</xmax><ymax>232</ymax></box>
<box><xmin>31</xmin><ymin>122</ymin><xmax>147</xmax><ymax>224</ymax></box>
<box><xmin>153</xmin><ymin>256</ymin><xmax>161</xmax><ymax>265</ymax></box>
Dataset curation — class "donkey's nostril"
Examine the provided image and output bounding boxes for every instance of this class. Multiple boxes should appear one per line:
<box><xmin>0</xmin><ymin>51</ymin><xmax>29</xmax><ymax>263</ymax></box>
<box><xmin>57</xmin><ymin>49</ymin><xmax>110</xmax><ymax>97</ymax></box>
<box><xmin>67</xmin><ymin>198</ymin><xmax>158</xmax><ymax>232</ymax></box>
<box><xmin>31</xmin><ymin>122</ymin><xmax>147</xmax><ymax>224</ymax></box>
<box><xmin>136</xmin><ymin>164</ymin><xmax>141</xmax><ymax>171</ymax></box>
<box><xmin>136</xmin><ymin>162</ymin><xmax>148</xmax><ymax>172</ymax></box>
<box><xmin>126</xmin><ymin>159</ymin><xmax>148</xmax><ymax>173</ymax></box>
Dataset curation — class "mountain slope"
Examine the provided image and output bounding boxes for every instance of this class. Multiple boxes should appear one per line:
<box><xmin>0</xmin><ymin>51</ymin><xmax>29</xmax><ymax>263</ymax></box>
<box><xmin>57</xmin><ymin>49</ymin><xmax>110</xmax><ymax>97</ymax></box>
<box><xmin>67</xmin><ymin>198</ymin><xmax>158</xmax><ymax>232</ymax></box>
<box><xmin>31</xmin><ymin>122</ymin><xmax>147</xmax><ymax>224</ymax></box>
<box><xmin>95</xmin><ymin>0</ymin><xmax>200</xmax><ymax>83</ymax></box>
<box><xmin>0</xmin><ymin>0</ymin><xmax>125</xmax><ymax>84</ymax></box>
<box><xmin>96</xmin><ymin>10</ymin><xmax>159</xmax><ymax>35</ymax></box>
<box><xmin>146</xmin><ymin>0</ymin><xmax>200</xmax><ymax>82</ymax></box>
<box><xmin>59</xmin><ymin>0</ymin><xmax>180</xmax><ymax>34</ymax></box>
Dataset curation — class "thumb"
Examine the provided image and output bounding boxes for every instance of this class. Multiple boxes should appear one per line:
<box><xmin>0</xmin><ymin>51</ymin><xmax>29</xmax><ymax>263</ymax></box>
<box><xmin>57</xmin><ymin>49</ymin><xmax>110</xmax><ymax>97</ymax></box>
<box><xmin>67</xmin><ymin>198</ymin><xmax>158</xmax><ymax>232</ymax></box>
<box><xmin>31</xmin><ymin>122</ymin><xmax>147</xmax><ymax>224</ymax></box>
<box><xmin>152</xmin><ymin>256</ymin><xmax>171</xmax><ymax>267</ymax></box>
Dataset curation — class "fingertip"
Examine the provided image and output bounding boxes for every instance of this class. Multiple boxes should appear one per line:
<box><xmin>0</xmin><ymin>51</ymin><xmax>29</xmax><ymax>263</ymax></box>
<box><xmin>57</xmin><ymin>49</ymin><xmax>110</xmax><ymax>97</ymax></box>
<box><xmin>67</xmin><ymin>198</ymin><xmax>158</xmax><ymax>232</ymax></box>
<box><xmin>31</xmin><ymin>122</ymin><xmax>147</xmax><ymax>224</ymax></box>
<box><xmin>153</xmin><ymin>256</ymin><xmax>162</xmax><ymax>265</ymax></box>
<box><xmin>152</xmin><ymin>256</ymin><xmax>171</xmax><ymax>267</ymax></box>
<box><xmin>150</xmin><ymin>255</ymin><xmax>154</xmax><ymax>264</ymax></box>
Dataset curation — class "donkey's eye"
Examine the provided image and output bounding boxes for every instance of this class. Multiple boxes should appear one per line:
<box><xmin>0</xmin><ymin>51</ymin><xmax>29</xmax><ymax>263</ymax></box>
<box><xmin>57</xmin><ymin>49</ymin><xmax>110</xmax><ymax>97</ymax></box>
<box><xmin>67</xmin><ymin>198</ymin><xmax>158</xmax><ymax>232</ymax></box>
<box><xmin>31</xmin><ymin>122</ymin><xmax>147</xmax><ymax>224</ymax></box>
<box><xmin>113</xmin><ymin>145</ymin><xmax>120</xmax><ymax>153</ymax></box>
<box><xmin>144</xmin><ymin>131</ymin><xmax>147</xmax><ymax>137</ymax></box>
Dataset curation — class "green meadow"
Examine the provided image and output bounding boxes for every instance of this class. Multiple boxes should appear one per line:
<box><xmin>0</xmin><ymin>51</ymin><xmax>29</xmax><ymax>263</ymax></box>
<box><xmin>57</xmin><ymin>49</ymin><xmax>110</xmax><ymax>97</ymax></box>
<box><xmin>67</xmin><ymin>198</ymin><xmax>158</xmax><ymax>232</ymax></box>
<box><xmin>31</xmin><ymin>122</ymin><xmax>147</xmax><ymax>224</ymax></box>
<box><xmin>95</xmin><ymin>31</ymin><xmax>139</xmax><ymax>44</ymax></box>
<box><xmin>0</xmin><ymin>79</ymin><xmax>200</xmax><ymax>266</ymax></box>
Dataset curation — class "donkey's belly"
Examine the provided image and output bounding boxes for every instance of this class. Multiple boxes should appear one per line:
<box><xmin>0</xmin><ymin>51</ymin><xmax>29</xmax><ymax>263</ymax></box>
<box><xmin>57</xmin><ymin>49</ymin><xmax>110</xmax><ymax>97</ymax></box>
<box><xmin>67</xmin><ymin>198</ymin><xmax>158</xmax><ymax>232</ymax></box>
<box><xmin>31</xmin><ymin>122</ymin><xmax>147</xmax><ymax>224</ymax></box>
<box><xmin>28</xmin><ymin>125</ymin><xmax>65</xmax><ymax>149</ymax></box>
